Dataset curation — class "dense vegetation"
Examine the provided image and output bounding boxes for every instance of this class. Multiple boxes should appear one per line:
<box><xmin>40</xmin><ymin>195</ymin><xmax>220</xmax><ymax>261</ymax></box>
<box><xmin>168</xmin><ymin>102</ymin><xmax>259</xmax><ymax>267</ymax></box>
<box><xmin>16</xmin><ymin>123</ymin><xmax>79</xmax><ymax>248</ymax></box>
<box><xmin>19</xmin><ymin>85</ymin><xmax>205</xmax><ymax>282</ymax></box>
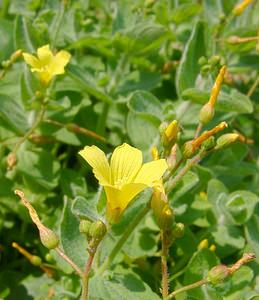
<box><xmin>0</xmin><ymin>1</ymin><xmax>259</xmax><ymax>299</ymax></box>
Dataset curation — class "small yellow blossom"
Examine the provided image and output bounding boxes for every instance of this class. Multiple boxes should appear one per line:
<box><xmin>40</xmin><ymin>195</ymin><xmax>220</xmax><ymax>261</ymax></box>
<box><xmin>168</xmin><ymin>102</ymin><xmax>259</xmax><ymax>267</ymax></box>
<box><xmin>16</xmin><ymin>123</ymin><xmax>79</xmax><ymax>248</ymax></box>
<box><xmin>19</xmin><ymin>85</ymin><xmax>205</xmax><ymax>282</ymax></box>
<box><xmin>79</xmin><ymin>143</ymin><xmax>168</xmax><ymax>223</ymax></box>
<box><xmin>23</xmin><ymin>44</ymin><xmax>71</xmax><ymax>85</ymax></box>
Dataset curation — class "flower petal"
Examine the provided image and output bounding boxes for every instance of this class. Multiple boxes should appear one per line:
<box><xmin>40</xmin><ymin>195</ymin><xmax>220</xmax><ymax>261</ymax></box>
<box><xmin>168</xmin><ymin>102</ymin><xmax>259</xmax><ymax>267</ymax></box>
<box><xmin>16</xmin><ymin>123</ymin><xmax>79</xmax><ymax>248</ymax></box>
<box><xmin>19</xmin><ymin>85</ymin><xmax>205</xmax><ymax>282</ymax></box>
<box><xmin>110</xmin><ymin>143</ymin><xmax>142</xmax><ymax>186</ymax></box>
<box><xmin>134</xmin><ymin>159</ymin><xmax>168</xmax><ymax>186</ymax></box>
<box><xmin>49</xmin><ymin>50</ymin><xmax>71</xmax><ymax>75</ymax></box>
<box><xmin>23</xmin><ymin>53</ymin><xmax>40</xmax><ymax>69</ymax></box>
<box><xmin>104</xmin><ymin>183</ymin><xmax>146</xmax><ymax>222</ymax></box>
<box><xmin>37</xmin><ymin>44</ymin><xmax>53</xmax><ymax>65</ymax></box>
<box><xmin>79</xmin><ymin>146</ymin><xmax>110</xmax><ymax>185</ymax></box>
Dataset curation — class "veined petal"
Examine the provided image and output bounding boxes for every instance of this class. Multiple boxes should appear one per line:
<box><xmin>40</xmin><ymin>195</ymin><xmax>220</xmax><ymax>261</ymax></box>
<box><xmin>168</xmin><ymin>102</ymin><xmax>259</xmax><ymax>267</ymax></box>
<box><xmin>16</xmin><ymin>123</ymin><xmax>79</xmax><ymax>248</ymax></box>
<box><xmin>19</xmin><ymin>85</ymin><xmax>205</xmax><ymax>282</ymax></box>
<box><xmin>134</xmin><ymin>159</ymin><xmax>168</xmax><ymax>186</ymax></box>
<box><xmin>37</xmin><ymin>44</ymin><xmax>53</xmax><ymax>65</ymax></box>
<box><xmin>50</xmin><ymin>50</ymin><xmax>71</xmax><ymax>75</ymax></box>
<box><xmin>79</xmin><ymin>146</ymin><xmax>110</xmax><ymax>185</ymax></box>
<box><xmin>110</xmin><ymin>143</ymin><xmax>142</xmax><ymax>187</ymax></box>
<box><xmin>23</xmin><ymin>53</ymin><xmax>41</xmax><ymax>69</ymax></box>
<box><xmin>104</xmin><ymin>183</ymin><xmax>146</xmax><ymax>222</ymax></box>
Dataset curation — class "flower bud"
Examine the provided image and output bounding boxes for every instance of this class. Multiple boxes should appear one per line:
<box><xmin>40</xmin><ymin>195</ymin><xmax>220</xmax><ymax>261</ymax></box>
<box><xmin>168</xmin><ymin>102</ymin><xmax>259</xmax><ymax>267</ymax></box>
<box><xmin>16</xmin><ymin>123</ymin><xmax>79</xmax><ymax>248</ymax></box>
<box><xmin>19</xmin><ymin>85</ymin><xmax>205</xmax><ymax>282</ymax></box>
<box><xmin>201</xmin><ymin>136</ymin><xmax>215</xmax><ymax>151</ymax></box>
<box><xmin>182</xmin><ymin>141</ymin><xmax>196</xmax><ymax>159</ymax></box>
<box><xmin>164</xmin><ymin>120</ymin><xmax>179</xmax><ymax>146</ymax></box>
<box><xmin>89</xmin><ymin>220</ymin><xmax>107</xmax><ymax>240</ymax></box>
<box><xmin>209</xmin><ymin>244</ymin><xmax>216</xmax><ymax>252</ymax></box>
<box><xmin>215</xmin><ymin>133</ymin><xmax>240</xmax><ymax>150</ymax></box>
<box><xmin>79</xmin><ymin>220</ymin><xmax>92</xmax><ymax>235</ymax></box>
<box><xmin>39</xmin><ymin>226</ymin><xmax>59</xmax><ymax>249</ymax></box>
<box><xmin>7</xmin><ymin>152</ymin><xmax>17</xmax><ymax>170</ymax></box>
<box><xmin>45</xmin><ymin>253</ymin><xmax>54</xmax><ymax>262</ymax></box>
<box><xmin>207</xmin><ymin>265</ymin><xmax>229</xmax><ymax>285</ymax></box>
<box><xmin>30</xmin><ymin>255</ymin><xmax>42</xmax><ymax>266</ymax></box>
<box><xmin>208</xmin><ymin>55</ymin><xmax>221</xmax><ymax>66</ymax></box>
<box><xmin>10</xmin><ymin>49</ymin><xmax>23</xmax><ymax>62</ymax></box>
<box><xmin>151</xmin><ymin>146</ymin><xmax>159</xmax><ymax>160</ymax></box>
<box><xmin>172</xmin><ymin>223</ymin><xmax>185</xmax><ymax>238</ymax></box>
<box><xmin>198</xmin><ymin>56</ymin><xmax>207</xmax><ymax>66</ymax></box>
<box><xmin>201</xmin><ymin>64</ymin><xmax>211</xmax><ymax>74</ymax></box>
<box><xmin>199</xmin><ymin>103</ymin><xmax>214</xmax><ymax>124</ymax></box>
<box><xmin>1</xmin><ymin>60</ymin><xmax>11</xmax><ymax>68</ymax></box>
<box><xmin>198</xmin><ymin>239</ymin><xmax>209</xmax><ymax>250</ymax></box>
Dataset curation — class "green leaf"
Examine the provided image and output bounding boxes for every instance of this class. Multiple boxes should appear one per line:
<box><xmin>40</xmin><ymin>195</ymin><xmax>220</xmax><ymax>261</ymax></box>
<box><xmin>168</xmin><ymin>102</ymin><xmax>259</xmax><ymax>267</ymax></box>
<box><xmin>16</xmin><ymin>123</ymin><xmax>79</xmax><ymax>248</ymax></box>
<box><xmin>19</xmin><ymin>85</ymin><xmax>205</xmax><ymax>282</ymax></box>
<box><xmin>127</xmin><ymin>90</ymin><xmax>163</xmax><ymax>125</ymax></box>
<box><xmin>0</xmin><ymin>94</ymin><xmax>29</xmax><ymax>134</ymax></box>
<box><xmin>67</xmin><ymin>64</ymin><xmax>113</xmax><ymax>104</ymax></box>
<box><xmin>176</xmin><ymin>21</ymin><xmax>206</xmax><ymax>95</ymax></box>
<box><xmin>226</xmin><ymin>191</ymin><xmax>258</xmax><ymax>225</ymax></box>
<box><xmin>60</xmin><ymin>198</ymin><xmax>87</xmax><ymax>271</ymax></box>
<box><xmin>171</xmin><ymin>3</ymin><xmax>202</xmax><ymax>24</ymax></box>
<box><xmin>14</xmin><ymin>15</ymin><xmax>35</xmax><ymax>52</ymax></box>
<box><xmin>0</xmin><ymin>19</ymin><xmax>14</xmax><ymax>61</ymax></box>
<box><xmin>89</xmin><ymin>273</ymin><xmax>160</xmax><ymax>300</ymax></box>
<box><xmin>182</xmin><ymin>88</ymin><xmax>253</xmax><ymax>114</ymax></box>
<box><xmin>245</xmin><ymin>215</ymin><xmax>259</xmax><ymax>263</ymax></box>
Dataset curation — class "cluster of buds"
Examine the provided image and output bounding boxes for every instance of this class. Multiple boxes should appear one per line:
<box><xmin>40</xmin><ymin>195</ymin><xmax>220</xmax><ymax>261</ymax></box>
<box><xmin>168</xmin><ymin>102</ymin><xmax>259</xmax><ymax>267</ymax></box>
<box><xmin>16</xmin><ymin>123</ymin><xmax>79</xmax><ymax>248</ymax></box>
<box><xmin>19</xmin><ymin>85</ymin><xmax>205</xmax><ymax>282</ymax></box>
<box><xmin>15</xmin><ymin>190</ymin><xmax>59</xmax><ymax>250</ymax></box>
<box><xmin>159</xmin><ymin>120</ymin><xmax>179</xmax><ymax>156</ymax></box>
<box><xmin>199</xmin><ymin>66</ymin><xmax>226</xmax><ymax>125</ymax></box>
<box><xmin>197</xmin><ymin>239</ymin><xmax>216</xmax><ymax>252</ymax></box>
<box><xmin>198</xmin><ymin>55</ymin><xmax>223</xmax><ymax>77</ymax></box>
<box><xmin>79</xmin><ymin>219</ymin><xmax>107</xmax><ymax>252</ymax></box>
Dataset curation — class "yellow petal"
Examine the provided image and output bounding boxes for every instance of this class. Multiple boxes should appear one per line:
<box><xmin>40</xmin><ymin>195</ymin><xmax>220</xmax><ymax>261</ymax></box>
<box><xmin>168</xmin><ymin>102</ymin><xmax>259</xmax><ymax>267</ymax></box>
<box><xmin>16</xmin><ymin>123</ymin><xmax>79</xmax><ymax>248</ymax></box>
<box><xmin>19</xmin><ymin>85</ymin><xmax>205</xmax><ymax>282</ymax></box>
<box><xmin>79</xmin><ymin>146</ymin><xmax>110</xmax><ymax>185</ymax></box>
<box><xmin>37</xmin><ymin>44</ymin><xmax>53</xmax><ymax>65</ymax></box>
<box><xmin>134</xmin><ymin>159</ymin><xmax>168</xmax><ymax>186</ymax></box>
<box><xmin>104</xmin><ymin>183</ymin><xmax>146</xmax><ymax>222</ymax></box>
<box><xmin>49</xmin><ymin>50</ymin><xmax>71</xmax><ymax>75</ymax></box>
<box><xmin>23</xmin><ymin>53</ymin><xmax>40</xmax><ymax>69</ymax></box>
<box><xmin>110</xmin><ymin>143</ymin><xmax>142</xmax><ymax>187</ymax></box>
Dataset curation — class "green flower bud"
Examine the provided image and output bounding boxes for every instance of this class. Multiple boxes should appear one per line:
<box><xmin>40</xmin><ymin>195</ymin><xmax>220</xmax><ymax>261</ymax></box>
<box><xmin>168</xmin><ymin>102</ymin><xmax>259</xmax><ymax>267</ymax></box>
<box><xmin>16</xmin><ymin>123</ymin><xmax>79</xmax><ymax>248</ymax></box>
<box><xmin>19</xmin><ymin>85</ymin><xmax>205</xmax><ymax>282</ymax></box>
<box><xmin>45</xmin><ymin>253</ymin><xmax>54</xmax><ymax>262</ymax></box>
<box><xmin>199</xmin><ymin>103</ymin><xmax>214</xmax><ymax>124</ymax></box>
<box><xmin>182</xmin><ymin>141</ymin><xmax>196</xmax><ymax>159</ymax></box>
<box><xmin>201</xmin><ymin>64</ymin><xmax>211</xmax><ymax>74</ymax></box>
<box><xmin>208</xmin><ymin>55</ymin><xmax>221</xmax><ymax>66</ymax></box>
<box><xmin>207</xmin><ymin>265</ymin><xmax>229</xmax><ymax>285</ymax></box>
<box><xmin>198</xmin><ymin>56</ymin><xmax>207</xmax><ymax>66</ymax></box>
<box><xmin>172</xmin><ymin>223</ymin><xmax>184</xmax><ymax>238</ymax></box>
<box><xmin>215</xmin><ymin>133</ymin><xmax>240</xmax><ymax>150</ymax></box>
<box><xmin>39</xmin><ymin>227</ymin><xmax>59</xmax><ymax>250</ymax></box>
<box><xmin>79</xmin><ymin>220</ymin><xmax>92</xmax><ymax>235</ymax></box>
<box><xmin>1</xmin><ymin>60</ymin><xmax>11</xmax><ymax>68</ymax></box>
<box><xmin>30</xmin><ymin>255</ymin><xmax>42</xmax><ymax>266</ymax></box>
<box><xmin>89</xmin><ymin>220</ymin><xmax>107</xmax><ymax>240</ymax></box>
<box><xmin>201</xmin><ymin>136</ymin><xmax>215</xmax><ymax>151</ymax></box>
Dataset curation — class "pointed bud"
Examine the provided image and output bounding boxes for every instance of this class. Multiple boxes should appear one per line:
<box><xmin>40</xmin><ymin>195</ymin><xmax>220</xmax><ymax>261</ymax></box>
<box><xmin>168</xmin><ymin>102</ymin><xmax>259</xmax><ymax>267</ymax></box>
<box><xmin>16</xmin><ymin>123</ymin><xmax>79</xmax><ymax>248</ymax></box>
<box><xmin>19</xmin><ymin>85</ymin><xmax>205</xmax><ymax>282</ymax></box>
<box><xmin>10</xmin><ymin>49</ymin><xmax>23</xmax><ymax>62</ymax></box>
<box><xmin>198</xmin><ymin>56</ymin><xmax>207</xmax><ymax>66</ymax></box>
<box><xmin>198</xmin><ymin>239</ymin><xmax>209</xmax><ymax>250</ymax></box>
<box><xmin>89</xmin><ymin>220</ymin><xmax>107</xmax><ymax>240</ymax></box>
<box><xmin>79</xmin><ymin>220</ymin><xmax>92</xmax><ymax>235</ymax></box>
<box><xmin>209</xmin><ymin>244</ymin><xmax>216</xmax><ymax>252</ymax></box>
<box><xmin>164</xmin><ymin>120</ymin><xmax>179</xmax><ymax>145</ymax></box>
<box><xmin>199</xmin><ymin>103</ymin><xmax>214</xmax><ymax>124</ymax></box>
<box><xmin>201</xmin><ymin>136</ymin><xmax>215</xmax><ymax>151</ymax></box>
<box><xmin>39</xmin><ymin>226</ymin><xmax>59</xmax><ymax>249</ymax></box>
<box><xmin>172</xmin><ymin>223</ymin><xmax>185</xmax><ymax>238</ymax></box>
<box><xmin>208</xmin><ymin>55</ymin><xmax>221</xmax><ymax>66</ymax></box>
<box><xmin>167</xmin><ymin>144</ymin><xmax>177</xmax><ymax>169</ymax></box>
<box><xmin>207</xmin><ymin>265</ymin><xmax>229</xmax><ymax>285</ymax></box>
<box><xmin>30</xmin><ymin>255</ymin><xmax>42</xmax><ymax>266</ymax></box>
<box><xmin>7</xmin><ymin>152</ymin><xmax>16</xmax><ymax>170</ymax></box>
<box><xmin>182</xmin><ymin>141</ymin><xmax>196</xmax><ymax>159</ymax></box>
<box><xmin>215</xmin><ymin>133</ymin><xmax>240</xmax><ymax>150</ymax></box>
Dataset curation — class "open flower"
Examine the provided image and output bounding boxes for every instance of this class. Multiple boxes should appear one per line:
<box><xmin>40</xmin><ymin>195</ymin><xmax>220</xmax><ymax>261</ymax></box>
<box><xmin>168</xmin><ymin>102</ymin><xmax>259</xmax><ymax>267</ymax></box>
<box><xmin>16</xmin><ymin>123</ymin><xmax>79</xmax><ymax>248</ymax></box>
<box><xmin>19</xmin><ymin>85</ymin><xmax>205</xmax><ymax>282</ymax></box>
<box><xmin>79</xmin><ymin>143</ymin><xmax>168</xmax><ymax>223</ymax></box>
<box><xmin>23</xmin><ymin>44</ymin><xmax>71</xmax><ymax>85</ymax></box>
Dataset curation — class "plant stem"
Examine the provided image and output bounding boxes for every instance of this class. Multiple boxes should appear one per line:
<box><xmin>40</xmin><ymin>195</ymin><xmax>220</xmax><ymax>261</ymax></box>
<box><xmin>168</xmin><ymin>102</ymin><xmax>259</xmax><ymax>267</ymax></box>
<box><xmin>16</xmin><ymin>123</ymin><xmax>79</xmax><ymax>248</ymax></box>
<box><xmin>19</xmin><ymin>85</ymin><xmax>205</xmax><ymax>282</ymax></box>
<box><xmin>168</xmin><ymin>279</ymin><xmax>208</xmax><ymax>299</ymax></box>
<box><xmin>81</xmin><ymin>251</ymin><xmax>96</xmax><ymax>300</ymax></box>
<box><xmin>55</xmin><ymin>247</ymin><xmax>83</xmax><ymax>277</ymax></box>
<box><xmin>161</xmin><ymin>230</ymin><xmax>169</xmax><ymax>299</ymax></box>
<box><xmin>165</xmin><ymin>152</ymin><xmax>203</xmax><ymax>194</ymax></box>
<box><xmin>247</xmin><ymin>76</ymin><xmax>259</xmax><ymax>98</ymax></box>
<box><xmin>97</xmin><ymin>204</ymin><xmax>150</xmax><ymax>275</ymax></box>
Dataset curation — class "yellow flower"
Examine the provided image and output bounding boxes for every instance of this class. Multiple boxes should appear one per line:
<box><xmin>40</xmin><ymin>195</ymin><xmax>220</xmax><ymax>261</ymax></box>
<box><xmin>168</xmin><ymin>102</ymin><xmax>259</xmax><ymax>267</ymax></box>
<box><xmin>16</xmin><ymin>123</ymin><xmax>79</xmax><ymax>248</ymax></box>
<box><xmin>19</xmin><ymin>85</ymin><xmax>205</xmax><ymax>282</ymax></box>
<box><xmin>79</xmin><ymin>143</ymin><xmax>168</xmax><ymax>223</ymax></box>
<box><xmin>23</xmin><ymin>44</ymin><xmax>71</xmax><ymax>85</ymax></box>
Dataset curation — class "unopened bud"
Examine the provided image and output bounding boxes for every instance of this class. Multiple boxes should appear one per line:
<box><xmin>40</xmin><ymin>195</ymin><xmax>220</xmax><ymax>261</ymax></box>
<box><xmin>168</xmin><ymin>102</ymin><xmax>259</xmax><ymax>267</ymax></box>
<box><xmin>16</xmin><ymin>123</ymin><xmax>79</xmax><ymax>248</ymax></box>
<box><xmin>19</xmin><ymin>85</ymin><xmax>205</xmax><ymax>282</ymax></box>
<box><xmin>198</xmin><ymin>239</ymin><xmax>209</xmax><ymax>250</ymax></box>
<box><xmin>207</xmin><ymin>265</ymin><xmax>229</xmax><ymax>285</ymax></box>
<box><xmin>201</xmin><ymin>136</ymin><xmax>215</xmax><ymax>151</ymax></box>
<box><xmin>182</xmin><ymin>141</ymin><xmax>196</xmax><ymax>159</ymax></box>
<box><xmin>209</xmin><ymin>244</ymin><xmax>216</xmax><ymax>252</ymax></box>
<box><xmin>215</xmin><ymin>133</ymin><xmax>240</xmax><ymax>150</ymax></box>
<box><xmin>10</xmin><ymin>49</ymin><xmax>23</xmax><ymax>62</ymax></box>
<box><xmin>164</xmin><ymin>120</ymin><xmax>179</xmax><ymax>146</ymax></box>
<box><xmin>151</xmin><ymin>146</ymin><xmax>159</xmax><ymax>160</ymax></box>
<box><xmin>167</xmin><ymin>144</ymin><xmax>177</xmax><ymax>169</ymax></box>
<box><xmin>45</xmin><ymin>253</ymin><xmax>54</xmax><ymax>262</ymax></box>
<box><xmin>227</xmin><ymin>36</ymin><xmax>240</xmax><ymax>44</ymax></box>
<box><xmin>172</xmin><ymin>223</ymin><xmax>184</xmax><ymax>238</ymax></box>
<box><xmin>201</xmin><ymin>64</ymin><xmax>211</xmax><ymax>74</ymax></box>
<box><xmin>198</xmin><ymin>56</ymin><xmax>207</xmax><ymax>66</ymax></box>
<box><xmin>39</xmin><ymin>226</ymin><xmax>59</xmax><ymax>249</ymax></box>
<box><xmin>208</xmin><ymin>55</ymin><xmax>221</xmax><ymax>66</ymax></box>
<box><xmin>1</xmin><ymin>60</ymin><xmax>11</xmax><ymax>68</ymax></box>
<box><xmin>7</xmin><ymin>152</ymin><xmax>17</xmax><ymax>170</ymax></box>
<box><xmin>79</xmin><ymin>220</ymin><xmax>92</xmax><ymax>235</ymax></box>
<box><xmin>30</xmin><ymin>255</ymin><xmax>42</xmax><ymax>266</ymax></box>
<box><xmin>199</xmin><ymin>103</ymin><xmax>214</xmax><ymax>124</ymax></box>
<box><xmin>89</xmin><ymin>220</ymin><xmax>106</xmax><ymax>240</ymax></box>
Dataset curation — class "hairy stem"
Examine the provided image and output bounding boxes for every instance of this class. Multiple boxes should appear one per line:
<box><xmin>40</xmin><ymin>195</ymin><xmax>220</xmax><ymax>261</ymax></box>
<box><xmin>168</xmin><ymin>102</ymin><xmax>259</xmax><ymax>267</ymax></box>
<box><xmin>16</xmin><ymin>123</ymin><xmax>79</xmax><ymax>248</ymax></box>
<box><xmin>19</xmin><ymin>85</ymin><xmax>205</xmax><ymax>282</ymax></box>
<box><xmin>97</xmin><ymin>204</ymin><xmax>150</xmax><ymax>275</ymax></box>
<box><xmin>161</xmin><ymin>230</ymin><xmax>169</xmax><ymax>299</ymax></box>
<box><xmin>168</xmin><ymin>279</ymin><xmax>208</xmax><ymax>299</ymax></box>
<box><xmin>81</xmin><ymin>251</ymin><xmax>96</xmax><ymax>300</ymax></box>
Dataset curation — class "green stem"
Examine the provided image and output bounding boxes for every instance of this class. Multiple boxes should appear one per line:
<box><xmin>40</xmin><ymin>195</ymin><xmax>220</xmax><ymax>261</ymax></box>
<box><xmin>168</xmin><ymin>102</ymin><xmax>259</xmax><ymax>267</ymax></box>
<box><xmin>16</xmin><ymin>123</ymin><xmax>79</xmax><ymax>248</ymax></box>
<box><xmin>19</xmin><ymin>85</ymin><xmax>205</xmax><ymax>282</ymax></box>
<box><xmin>168</xmin><ymin>279</ymin><xmax>208</xmax><ymax>299</ymax></box>
<box><xmin>161</xmin><ymin>230</ymin><xmax>169</xmax><ymax>299</ymax></box>
<box><xmin>81</xmin><ymin>251</ymin><xmax>95</xmax><ymax>300</ymax></box>
<box><xmin>97</xmin><ymin>204</ymin><xmax>150</xmax><ymax>275</ymax></box>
